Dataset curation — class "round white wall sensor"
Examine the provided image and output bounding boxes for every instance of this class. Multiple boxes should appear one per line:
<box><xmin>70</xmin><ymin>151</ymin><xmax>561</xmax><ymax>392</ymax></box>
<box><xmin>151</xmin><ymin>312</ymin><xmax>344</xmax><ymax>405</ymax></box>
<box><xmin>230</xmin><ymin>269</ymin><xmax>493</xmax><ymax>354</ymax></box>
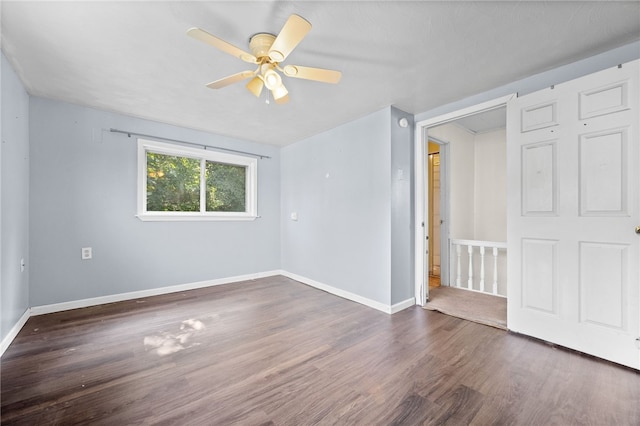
<box><xmin>398</xmin><ymin>117</ymin><xmax>409</xmax><ymax>128</ymax></box>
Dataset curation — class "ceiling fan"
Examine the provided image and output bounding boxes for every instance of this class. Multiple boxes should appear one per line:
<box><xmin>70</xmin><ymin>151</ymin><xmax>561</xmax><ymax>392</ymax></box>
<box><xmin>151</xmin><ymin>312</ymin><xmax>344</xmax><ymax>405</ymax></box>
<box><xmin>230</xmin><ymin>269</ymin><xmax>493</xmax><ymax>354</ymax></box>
<box><xmin>187</xmin><ymin>14</ymin><xmax>342</xmax><ymax>104</ymax></box>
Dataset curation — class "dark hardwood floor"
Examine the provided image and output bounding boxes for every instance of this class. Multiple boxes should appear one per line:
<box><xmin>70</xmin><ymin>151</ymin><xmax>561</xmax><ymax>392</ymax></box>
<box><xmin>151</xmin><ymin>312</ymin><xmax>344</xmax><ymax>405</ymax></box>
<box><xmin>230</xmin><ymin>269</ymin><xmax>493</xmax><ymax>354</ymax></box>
<box><xmin>2</xmin><ymin>275</ymin><xmax>639</xmax><ymax>425</ymax></box>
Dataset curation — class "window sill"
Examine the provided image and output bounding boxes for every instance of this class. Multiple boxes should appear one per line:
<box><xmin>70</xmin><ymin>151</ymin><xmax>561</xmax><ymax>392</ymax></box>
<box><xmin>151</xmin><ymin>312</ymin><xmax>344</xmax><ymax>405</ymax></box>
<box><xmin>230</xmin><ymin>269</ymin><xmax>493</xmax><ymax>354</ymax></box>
<box><xmin>136</xmin><ymin>213</ymin><xmax>258</xmax><ymax>222</ymax></box>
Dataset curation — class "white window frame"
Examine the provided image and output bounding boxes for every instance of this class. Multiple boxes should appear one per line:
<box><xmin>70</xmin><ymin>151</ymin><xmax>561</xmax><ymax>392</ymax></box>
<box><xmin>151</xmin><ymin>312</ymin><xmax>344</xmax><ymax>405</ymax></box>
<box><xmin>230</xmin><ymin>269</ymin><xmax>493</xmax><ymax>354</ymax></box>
<box><xmin>137</xmin><ymin>138</ymin><xmax>258</xmax><ymax>221</ymax></box>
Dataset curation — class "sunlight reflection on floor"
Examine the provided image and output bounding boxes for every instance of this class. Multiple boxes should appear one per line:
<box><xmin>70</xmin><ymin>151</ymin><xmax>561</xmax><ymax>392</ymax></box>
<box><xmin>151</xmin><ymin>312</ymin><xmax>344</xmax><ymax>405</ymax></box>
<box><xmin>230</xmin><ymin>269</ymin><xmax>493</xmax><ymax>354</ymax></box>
<box><xmin>143</xmin><ymin>318</ymin><xmax>206</xmax><ymax>356</ymax></box>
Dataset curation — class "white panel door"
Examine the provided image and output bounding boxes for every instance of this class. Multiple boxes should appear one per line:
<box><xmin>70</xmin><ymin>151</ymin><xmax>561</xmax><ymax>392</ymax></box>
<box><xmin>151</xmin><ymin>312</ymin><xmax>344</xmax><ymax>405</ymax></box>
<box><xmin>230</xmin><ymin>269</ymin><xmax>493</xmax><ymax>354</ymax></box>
<box><xmin>507</xmin><ymin>60</ymin><xmax>640</xmax><ymax>369</ymax></box>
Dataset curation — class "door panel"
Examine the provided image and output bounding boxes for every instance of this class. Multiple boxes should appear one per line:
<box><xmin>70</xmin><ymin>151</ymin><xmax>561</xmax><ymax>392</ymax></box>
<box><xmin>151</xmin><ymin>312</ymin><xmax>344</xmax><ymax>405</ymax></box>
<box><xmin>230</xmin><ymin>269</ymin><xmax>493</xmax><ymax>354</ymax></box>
<box><xmin>521</xmin><ymin>101</ymin><xmax>558</xmax><ymax>132</ymax></box>
<box><xmin>507</xmin><ymin>60</ymin><xmax>639</xmax><ymax>369</ymax></box>
<box><xmin>579</xmin><ymin>242</ymin><xmax>627</xmax><ymax>329</ymax></box>
<box><xmin>579</xmin><ymin>128</ymin><xmax>628</xmax><ymax>215</ymax></box>
<box><xmin>522</xmin><ymin>141</ymin><xmax>557</xmax><ymax>215</ymax></box>
<box><xmin>521</xmin><ymin>238</ymin><xmax>558</xmax><ymax>314</ymax></box>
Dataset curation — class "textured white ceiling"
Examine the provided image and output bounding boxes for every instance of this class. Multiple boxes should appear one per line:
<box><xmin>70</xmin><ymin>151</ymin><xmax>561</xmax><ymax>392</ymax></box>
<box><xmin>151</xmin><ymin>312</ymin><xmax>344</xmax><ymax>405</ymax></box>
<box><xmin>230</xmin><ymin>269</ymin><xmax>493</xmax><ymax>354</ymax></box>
<box><xmin>2</xmin><ymin>1</ymin><xmax>639</xmax><ymax>146</ymax></box>
<box><xmin>454</xmin><ymin>107</ymin><xmax>507</xmax><ymax>134</ymax></box>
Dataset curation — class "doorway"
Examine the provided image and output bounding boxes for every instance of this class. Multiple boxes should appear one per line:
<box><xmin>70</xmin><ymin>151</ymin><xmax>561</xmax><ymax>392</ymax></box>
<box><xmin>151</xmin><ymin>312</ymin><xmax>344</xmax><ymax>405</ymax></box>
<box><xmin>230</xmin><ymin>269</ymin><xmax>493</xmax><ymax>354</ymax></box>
<box><xmin>414</xmin><ymin>94</ymin><xmax>515</xmax><ymax>306</ymax></box>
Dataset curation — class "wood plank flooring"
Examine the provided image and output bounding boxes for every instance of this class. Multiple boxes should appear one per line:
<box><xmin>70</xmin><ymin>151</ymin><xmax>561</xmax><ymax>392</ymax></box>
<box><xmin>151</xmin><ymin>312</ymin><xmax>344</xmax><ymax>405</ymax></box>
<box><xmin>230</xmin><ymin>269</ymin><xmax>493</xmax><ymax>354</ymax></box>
<box><xmin>2</xmin><ymin>275</ymin><xmax>639</xmax><ymax>425</ymax></box>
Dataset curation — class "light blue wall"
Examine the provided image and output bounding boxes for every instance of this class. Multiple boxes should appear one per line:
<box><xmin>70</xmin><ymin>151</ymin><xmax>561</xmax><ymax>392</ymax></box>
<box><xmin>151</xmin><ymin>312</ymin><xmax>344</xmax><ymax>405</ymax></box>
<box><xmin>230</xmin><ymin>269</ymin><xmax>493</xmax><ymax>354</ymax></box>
<box><xmin>28</xmin><ymin>97</ymin><xmax>280</xmax><ymax>306</ymax></box>
<box><xmin>390</xmin><ymin>107</ymin><xmax>414</xmax><ymax>305</ymax></box>
<box><xmin>415</xmin><ymin>41</ymin><xmax>640</xmax><ymax>123</ymax></box>
<box><xmin>280</xmin><ymin>108</ymin><xmax>393</xmax><ymax>305</ymax></box>
<box><xmin>1</xmin><ymin>53</ymin><xmax>30</xmax><ymax>342</ymax></box>
<box><xmin>280</xmin><ymin>107</ymin><xmax>415</xmax><ymax>307</ymax></box>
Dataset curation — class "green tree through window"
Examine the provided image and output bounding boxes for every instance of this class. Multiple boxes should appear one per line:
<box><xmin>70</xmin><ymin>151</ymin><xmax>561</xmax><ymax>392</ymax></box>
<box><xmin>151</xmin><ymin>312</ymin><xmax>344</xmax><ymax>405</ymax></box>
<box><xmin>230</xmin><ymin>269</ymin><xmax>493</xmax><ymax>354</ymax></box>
<box><xmin>147</xmin><ymin>153</ymin><xmax>200</xmax><ymax>211</ymax></box>
<box><xmin>206</xmin><ymin>162</ymin><xmax>246</xmax><ymax>212</ymax></box>
<box><xmin>146</xmin><ymin>153</ymin><xmax>247</xmax><ymax>213</ymax></box>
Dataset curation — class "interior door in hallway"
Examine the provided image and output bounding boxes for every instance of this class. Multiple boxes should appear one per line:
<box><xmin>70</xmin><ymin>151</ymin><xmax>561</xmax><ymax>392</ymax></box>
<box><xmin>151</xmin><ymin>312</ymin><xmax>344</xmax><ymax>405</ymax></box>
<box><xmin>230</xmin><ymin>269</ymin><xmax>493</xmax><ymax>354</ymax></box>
<box><xmin>507</xmin><ymin>60</ymin><xmax>640</xmax><ymax>369</ymax></box>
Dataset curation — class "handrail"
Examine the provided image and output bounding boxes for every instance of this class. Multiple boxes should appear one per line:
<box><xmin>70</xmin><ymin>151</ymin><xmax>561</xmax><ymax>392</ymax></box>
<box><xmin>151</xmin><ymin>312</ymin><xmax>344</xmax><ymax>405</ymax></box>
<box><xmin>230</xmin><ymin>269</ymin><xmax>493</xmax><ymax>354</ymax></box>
<box><xmin>450</xmin><ymin>238</ymin><xmax>507</xmax><ymax>249</ymax></box>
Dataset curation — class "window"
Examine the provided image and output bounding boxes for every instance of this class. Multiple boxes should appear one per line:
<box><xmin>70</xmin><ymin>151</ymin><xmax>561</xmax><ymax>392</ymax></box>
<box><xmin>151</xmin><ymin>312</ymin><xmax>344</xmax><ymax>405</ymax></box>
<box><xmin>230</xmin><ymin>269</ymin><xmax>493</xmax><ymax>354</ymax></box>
<box><xmin>137</xmin><ymin>139</ymin><xmax>257</xmax><ymax>221</ymax></box>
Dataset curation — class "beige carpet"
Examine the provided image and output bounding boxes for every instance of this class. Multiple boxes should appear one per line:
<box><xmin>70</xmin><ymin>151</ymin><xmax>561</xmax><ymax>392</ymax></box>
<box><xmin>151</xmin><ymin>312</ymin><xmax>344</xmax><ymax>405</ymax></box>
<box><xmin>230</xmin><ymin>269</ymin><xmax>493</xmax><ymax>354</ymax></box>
<box><xmin>424</xmin><ymin>286</ymin><xmax>507</xmax><ymax>330</ymax></box>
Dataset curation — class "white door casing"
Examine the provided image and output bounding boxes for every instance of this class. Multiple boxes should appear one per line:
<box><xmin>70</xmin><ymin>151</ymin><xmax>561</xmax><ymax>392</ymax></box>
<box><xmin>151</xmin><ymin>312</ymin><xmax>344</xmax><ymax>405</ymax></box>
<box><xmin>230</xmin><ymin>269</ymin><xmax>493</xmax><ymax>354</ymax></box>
<box><xmin>507</xmin><ymin>60</ymin><xmax>640</xmax><ymax>369</ymax></box>
<box><xmin>415</xmin><ymin>94</ymin><xmax>514</xmax><ymax>306</ymax></box>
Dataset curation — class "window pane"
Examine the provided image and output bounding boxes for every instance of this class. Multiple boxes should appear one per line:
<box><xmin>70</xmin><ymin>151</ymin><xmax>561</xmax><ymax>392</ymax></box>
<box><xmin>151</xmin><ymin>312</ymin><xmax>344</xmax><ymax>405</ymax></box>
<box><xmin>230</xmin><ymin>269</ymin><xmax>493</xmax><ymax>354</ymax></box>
<box><xmin>205</xmin><ymin>161</ymin><xmax>246</xmax><ymax>212</ymax></box>
<box><xmin>146</xmin><ymin>152</ymin><xmax>200</xmax><ymax>212</ymax></box>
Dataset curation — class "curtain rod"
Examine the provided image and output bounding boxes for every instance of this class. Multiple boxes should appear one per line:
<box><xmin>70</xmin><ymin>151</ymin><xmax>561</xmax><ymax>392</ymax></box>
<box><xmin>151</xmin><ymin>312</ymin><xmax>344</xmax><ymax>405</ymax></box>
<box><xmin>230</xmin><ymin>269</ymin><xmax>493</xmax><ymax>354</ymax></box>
<box><xmin>109</xmin><ymin>128</ymin><xmax>271</xmax><ymax>159</ymax></box>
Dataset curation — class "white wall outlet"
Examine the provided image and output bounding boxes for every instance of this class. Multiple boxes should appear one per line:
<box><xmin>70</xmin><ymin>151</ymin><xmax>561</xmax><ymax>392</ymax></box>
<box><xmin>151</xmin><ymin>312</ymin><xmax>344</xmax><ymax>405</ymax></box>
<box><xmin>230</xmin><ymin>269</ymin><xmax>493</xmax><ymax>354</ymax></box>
<box><xmin>20</xmin><ymin>258</ymin><xmax>25</xmax><ymax>272</ymax></box>
<box><xmin>81</xmin><ymin>247</ymin><xmax>92</xmax><ymax>260</ymax></box>
<box><xmin>290</xmin><ymin>212</ymin><xmax>298</xmax><ymax>221</ymax></box>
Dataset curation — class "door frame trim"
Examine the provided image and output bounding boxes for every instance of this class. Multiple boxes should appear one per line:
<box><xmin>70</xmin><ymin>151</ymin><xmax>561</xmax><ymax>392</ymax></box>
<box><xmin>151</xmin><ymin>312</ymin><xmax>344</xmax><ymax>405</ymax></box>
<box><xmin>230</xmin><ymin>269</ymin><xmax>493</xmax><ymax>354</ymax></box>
<box><xmin>414</xmin><ymin>93</ymin><xmax>516</xmax><ymax>306</ymax></box>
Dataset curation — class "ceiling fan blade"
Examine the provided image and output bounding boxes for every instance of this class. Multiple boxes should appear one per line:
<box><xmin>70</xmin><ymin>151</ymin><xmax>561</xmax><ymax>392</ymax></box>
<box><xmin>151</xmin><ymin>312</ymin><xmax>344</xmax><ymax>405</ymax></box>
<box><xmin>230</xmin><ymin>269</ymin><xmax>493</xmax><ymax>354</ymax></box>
<box><xmin>187</xmin><ymin>27</ymin><xmax>257</xmax><ymax>63</ymax></box>
<box><xmin>206</xmin><ymin>71</ymin><xmax>255</xmax><ymax>89</ymax></box>
<box><xmin>268</xmin><ymin>14</ymin><xmax>312</xmax><ymax>63</ymax></box>
<box><xmin>282</xmin><ymin>65</ymin><xmax>342</xmax><ymax>84</ymax></box>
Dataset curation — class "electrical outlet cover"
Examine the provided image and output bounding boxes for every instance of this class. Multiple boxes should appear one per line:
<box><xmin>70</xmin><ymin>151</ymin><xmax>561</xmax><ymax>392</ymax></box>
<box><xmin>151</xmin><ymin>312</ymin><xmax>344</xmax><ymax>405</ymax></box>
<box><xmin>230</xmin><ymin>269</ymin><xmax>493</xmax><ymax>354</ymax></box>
<box><xmin>82</xmin><ymin>247</ymin><xmax>92</xmax><ymax>260</ymax></box>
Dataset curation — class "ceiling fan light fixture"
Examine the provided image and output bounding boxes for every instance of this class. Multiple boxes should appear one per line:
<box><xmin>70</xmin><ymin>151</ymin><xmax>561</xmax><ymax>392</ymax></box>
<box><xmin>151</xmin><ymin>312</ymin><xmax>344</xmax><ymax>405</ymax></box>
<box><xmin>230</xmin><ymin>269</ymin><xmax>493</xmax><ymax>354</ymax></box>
<box><xmin>263</xmin><ymin>69</ymin><xmax>282</xmax><ymax>90</ymax></box>
<box><xmin>246</xmin><ymin>76</ymin><xmax>264</xmax><ymax>97</ymax></box>
<box><xmin>271</xmin><ymin>83</ymin><xmax>288</xmax><ymax>101</ymax></box>
<box><xmin>275</xmin><ymin>94</ymin><xmax>290</xmax><ymax>105</ymax></box>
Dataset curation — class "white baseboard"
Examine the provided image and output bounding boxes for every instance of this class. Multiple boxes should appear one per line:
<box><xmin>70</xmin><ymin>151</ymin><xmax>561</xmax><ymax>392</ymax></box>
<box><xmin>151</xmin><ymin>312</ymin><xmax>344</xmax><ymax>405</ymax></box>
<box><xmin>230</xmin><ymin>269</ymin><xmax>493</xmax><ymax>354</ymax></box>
<box><xmin>1</xmin><ymin>308</ymin><xmax>31</xmax><ymax>357</ymax></box>
<box><xmin>390</xmin><ymin>297</ymin><xmax>416</xmax><ymax>314</ymax></box>
<box><xmin>280</xmin><ymin>270</ymin><xmax>415</xmax><ymax>315</ymax></box>
<box><xmin>30</xmin><ymin>270</ymin><xmax>281</xmax><ymax>316</ymax></box>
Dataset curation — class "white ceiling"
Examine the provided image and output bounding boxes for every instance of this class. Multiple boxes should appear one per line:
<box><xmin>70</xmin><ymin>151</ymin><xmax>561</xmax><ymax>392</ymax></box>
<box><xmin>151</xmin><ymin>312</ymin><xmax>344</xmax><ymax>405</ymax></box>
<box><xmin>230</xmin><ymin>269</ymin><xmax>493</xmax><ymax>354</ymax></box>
<box><xmin>453</xmin><ymin>106</ymin><xmax>507</xmax><ymax>134</ymax></box>
<box><xmin>2</xmin><ymin>1</ymin><xmax>639</xmax><ymax>146</ymax></box>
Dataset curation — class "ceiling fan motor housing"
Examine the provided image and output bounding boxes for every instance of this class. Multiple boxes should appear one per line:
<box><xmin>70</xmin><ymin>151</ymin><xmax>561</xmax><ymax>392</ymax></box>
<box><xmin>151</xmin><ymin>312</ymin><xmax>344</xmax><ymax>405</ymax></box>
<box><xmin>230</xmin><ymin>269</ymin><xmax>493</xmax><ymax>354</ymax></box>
<box><xmin>249</xmin><ymin>33</ymin><xmax>277</xmax><ymax>60</ymax></box>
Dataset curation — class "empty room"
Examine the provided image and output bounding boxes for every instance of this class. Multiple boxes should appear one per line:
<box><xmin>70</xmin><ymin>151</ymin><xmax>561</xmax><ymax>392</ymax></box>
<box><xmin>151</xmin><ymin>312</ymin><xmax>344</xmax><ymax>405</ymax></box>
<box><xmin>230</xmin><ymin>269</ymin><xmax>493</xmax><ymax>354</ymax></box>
<box><xmin>1</xmin><ymin>1</ymin><xmax>639</xmax><ymax>424</ymax></box>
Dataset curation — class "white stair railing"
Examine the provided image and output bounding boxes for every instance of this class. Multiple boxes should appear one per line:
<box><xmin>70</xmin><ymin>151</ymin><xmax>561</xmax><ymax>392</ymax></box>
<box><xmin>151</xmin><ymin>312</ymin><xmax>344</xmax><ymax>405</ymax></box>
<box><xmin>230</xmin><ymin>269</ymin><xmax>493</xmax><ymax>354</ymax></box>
<box><xmin>450</xmin><ymin>239</ymin><xmax>508</xmax><ymax>297</ymax></box>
